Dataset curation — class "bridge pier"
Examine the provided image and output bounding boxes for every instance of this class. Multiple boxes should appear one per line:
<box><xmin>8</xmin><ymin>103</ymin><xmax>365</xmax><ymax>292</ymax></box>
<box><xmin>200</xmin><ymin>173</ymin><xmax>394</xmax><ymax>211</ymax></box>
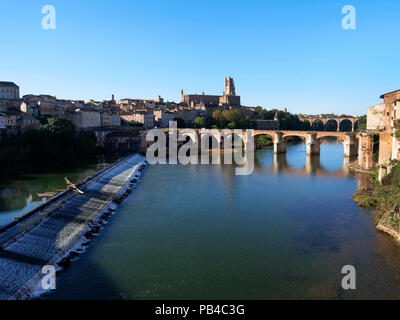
<box><xmin>274</xmin><ymin>133</ymin><xmax>287</xmax><ymax>154</ymax></box>
<box><xmin>358</xmin><ymin>133</ymin><xmax>374</xmax><ymax>170</ymax></box>
<box><xmin>274</xmin><ymin>142</ymin><xmax>287</xmax><ymax>154</ymax></box>
<box><xmin>343</xmin><ymin>135</ymin><xmax>358</xmax><ymax>158</ymax></box>
<box><xmin>306</xmin><ymin>133</ymin><xmax>320</xmax><ymax>155</ymax></box>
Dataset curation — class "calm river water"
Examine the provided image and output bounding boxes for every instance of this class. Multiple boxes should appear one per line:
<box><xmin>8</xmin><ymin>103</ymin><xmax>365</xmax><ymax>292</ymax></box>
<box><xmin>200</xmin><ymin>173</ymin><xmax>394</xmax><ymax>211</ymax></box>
<box><xmin>2</xmin><ymin>141</ymin><xmax>400</xmax><ymax>299</ymax></box>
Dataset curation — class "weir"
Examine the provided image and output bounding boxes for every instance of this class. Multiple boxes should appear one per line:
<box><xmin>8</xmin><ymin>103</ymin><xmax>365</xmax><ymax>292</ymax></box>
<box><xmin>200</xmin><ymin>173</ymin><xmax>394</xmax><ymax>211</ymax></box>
<box><xmin>0</xmin><ymin>154</ymin><xmax>146</xmax><ymax>300</ymax></box>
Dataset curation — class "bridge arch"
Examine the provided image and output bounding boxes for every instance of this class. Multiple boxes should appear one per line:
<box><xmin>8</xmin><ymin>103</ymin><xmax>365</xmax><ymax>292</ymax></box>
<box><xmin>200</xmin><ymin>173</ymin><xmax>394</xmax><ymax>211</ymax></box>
<box><xmin>316</xmin><ymin>133</ymin><xmax>345</xmax><ymax>143</ymax></box>
<box><xmin>353</xmin><ymin>119</ymin><xmax>359</xmax><ymax>131</ymax></box>
<box><xmin>339</xmin><ymin>119</ymin><xmax>353</xmax><ymax>132</ymax></box>
<box><xmin>252</xmin><ymin>131</ymin><xmax>277</xmax><ymax>141</ymax></box>
<box><xmin>311</xmin><ymin>119</ymin><xmax>325</xmax><ymax>131</ymax></box>
<box><xmin>325</xmin><ymin>119</ymin><xmax>338</xmax><ymax>132</ymax></box>
<box><xmin>299</xmin><ymin>117</ymin><xmax>359</xmax><ymax>132</ymax></box>
<box><xmin>282</xmin><ymin>133</ymin><xmax>308</xmax><ymax>141</ymax></box>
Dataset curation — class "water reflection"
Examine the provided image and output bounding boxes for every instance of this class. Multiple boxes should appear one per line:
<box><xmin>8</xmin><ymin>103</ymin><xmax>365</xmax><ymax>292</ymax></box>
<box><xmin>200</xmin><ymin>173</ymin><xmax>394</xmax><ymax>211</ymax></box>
<box><xmin>270</xmin><ymin>153</ymin><xmax>351</xmax><ymax>177</ymax></box>
<box><xmin>0</xmin><ymin>164</ymin><xmax>103</xmax><ymax>226</ymax></box>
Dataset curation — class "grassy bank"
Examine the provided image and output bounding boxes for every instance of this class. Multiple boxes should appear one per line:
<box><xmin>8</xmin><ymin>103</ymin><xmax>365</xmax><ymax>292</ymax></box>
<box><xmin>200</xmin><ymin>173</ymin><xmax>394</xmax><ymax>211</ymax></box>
<box><xmin>353</xmin><ymin>162</ymin><xmax>400</xmax><ymax>237</ymax></box>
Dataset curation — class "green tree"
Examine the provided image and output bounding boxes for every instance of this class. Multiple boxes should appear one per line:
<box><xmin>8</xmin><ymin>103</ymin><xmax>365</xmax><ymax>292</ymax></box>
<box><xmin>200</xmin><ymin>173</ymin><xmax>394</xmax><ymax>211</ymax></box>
<box><xmin>312</xmin><ymin>120</ymin><xmax>324</xmax><ymax>131</ymax></box>
<box><xmin>254</xmin><ymin>106</ymin><xmax>278</xmax><ymax>120</ymax></box>
<box><xmin>325</xmin><ymin>119</ymin><xmax>338</xmax><ymax>132</ymax></box>
<box><xmin>173</xmin><ymin>117</ymin><xmax>186</xmax><ymax>128</ymax></box>
<box><xmin>356</xmin><ymin>116</ymin><xmax>367</xmax><ymax>132</ymax></box>
<box><xmin>45</xmin><ymin>118</ymin><xmax>75</xmax><ymax>135</ymax></box>
<box><xmin>193</xmin><ymin>116</ymin><xmax>206</xmax><ymax>129</ymax></box>
<box><xmin>212</xmin><ymin>110</ymin><xmax>225</xmax><ymax>128</ymax></box>
<box><xmin>222</xmin><ymin>110</ymin><xmax>253</xmax><ymax>129</ymax></box>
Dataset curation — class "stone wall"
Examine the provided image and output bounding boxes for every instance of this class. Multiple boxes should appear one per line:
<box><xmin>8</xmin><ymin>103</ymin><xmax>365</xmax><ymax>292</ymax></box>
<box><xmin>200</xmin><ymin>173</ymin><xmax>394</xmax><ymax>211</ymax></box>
<box><xmin>367</xmin><ymin>103</ymin><xmax>385</xmax><ymax>130</ymax></box>
<box><xmin>378</xmin><ymin>132</ymin><xmax>393</xmax><ymax>165</ymax></box>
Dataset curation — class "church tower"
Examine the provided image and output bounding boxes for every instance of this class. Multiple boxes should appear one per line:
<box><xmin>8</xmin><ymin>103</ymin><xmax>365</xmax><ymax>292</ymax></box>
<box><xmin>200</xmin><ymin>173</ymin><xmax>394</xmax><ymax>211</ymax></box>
<box><xmin>224</xmin><ymin>77</ymin><xmax>236</xmax><ymax>96</ymax></box>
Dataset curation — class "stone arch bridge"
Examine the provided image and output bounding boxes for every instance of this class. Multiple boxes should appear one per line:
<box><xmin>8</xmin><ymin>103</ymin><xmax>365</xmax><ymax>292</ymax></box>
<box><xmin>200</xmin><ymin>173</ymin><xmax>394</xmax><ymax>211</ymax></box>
<box><xmin>299</xmin><ymin>116</ymin><xmax>360</xmax><ymax>132</ymax></box>
<box><xmin>247</xmin><ymin>130</ymin><xmax>357</xmax><ymax>158</ymax></box>
<box><xmin>157</xmin><ymin>129</ymin><xmax>359</xmax><ymax>158</ymax></box>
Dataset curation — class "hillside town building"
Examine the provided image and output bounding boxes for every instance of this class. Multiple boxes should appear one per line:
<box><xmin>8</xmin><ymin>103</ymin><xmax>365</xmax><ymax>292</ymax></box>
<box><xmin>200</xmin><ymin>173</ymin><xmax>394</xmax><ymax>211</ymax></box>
<box><xmin>0</xmin><ymin>77</ymin><xmax>257</xmax><ymax>137</ymax></box>
<box><xmin>363</xmin><ymin>89</ymin><xmax>400</xmax><ymax>180</ymax></box>
<box><xmin>0</xmin><ymin>82</ymin><xmax>20</xmax><ymax>100</ymax></box>
<box><xmin>367</xmin><ymin>103</ymin><xmax>385</xmax><ymax>130</ymax></box>
<box><xmin>120</xmin><ymin>110</ymin><xmax>155</xmax><ymax>128</ymax></box>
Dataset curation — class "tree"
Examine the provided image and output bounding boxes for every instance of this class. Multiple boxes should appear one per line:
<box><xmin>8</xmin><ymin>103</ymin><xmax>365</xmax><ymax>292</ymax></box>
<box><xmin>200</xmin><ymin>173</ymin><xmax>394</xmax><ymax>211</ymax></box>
<box><xmin>254</xmin><ymin>106</ymin><xmax>278</xmax><ymax>120</ymax></box>
<box><xmin>276</xmin><ymin>111</ymin><xmax>309</xmax><ymax>130</ymax></box>
<box><xmin>0</xmin><ymin>120</ymin><xmax>98</xmax><ymax>177</ymax></box>
<box><xmin>45</xmin><ymin>118</ymin><xmax>75</xmax><ymax>135</ymax></box>
<box><xmin>173</xmin><ymin>117</ymin><xmax>186</xmax><ymax>128</ymax></box>
<box><xmin>193</xmin><ymin>116</ymin><xmax>206</xmax><ymax>129</ymax></box>
<box><xmin>312</xmin><ymin>120</ymin><xmax>324</xmax><ymax>131</ymax></box>
<box><xmin>212</xmin><ymin>110</ymin><xmax>225</xmax><ymax>128</ymax></box>
<box><xmin>356</xmin><ymin>116</ymin><xmax>367</xmax><ymax>132</ymax></box>
<box><xmin>325</xmin><ymin>119</ymin><xmax>338</xmax><ymax>132</ymax></box>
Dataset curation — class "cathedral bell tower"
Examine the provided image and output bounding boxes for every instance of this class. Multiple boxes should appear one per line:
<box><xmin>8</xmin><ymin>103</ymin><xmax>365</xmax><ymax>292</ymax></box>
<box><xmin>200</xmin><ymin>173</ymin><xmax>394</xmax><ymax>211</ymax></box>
<box><xmin>224</xmin><ymin>77</ymin><xmax>236</xmax><ymax>96</ymax></box>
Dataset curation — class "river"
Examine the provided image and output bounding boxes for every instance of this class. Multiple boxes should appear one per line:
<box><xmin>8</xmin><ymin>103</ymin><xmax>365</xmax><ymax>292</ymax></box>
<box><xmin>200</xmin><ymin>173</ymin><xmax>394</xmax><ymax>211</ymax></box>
<box><xmin>0</xmin><ymin>164</ymin><xmax>108</xmax><ymax>227</ymax></box>
<box><xmin>2</xmin><ymin>141</ymin><xmax>400</xmax><ymax>299</ymax></box>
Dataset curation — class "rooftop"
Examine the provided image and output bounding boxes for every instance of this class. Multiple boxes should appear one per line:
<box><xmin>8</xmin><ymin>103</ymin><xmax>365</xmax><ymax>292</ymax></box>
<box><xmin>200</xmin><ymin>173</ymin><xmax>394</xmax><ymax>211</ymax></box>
<box><xmin>0</xmin><ymin>82</ymin><xmax>19</xmax><ymax>88</ymax></box>
<box><xmin>380</xmin><ymin>89</ymin><xmax>400</xmax><ymax>99</ymax></box>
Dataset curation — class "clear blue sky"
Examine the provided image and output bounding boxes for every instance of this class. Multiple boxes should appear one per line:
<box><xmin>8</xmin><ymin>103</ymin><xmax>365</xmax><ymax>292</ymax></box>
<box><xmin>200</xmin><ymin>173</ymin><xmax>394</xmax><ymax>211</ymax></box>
<box><xmin>1</xmin><ymin>0</ymin><xmax>399</xmax><ymax>115</ymax></box>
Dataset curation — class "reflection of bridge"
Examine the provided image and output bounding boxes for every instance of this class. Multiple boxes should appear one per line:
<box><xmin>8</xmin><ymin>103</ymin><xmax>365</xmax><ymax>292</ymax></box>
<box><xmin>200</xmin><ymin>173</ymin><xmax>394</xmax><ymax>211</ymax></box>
<box><xmin>299</xmin><ymin>116</ymin><xmax>360</xmax><ymax>132</ymax></box>
<box><xmin>268</xmin><ymin>153</ymin><xmax>351</xmax><ymax>178</ymax></box>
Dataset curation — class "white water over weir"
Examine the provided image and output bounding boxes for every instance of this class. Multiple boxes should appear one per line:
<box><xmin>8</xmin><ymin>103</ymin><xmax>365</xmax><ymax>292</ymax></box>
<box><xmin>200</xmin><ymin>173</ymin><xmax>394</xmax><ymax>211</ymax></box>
<box><xmin>0</xmin><ymin>154</ymin><xmax>146</xmax><ymax>300</ymax></box>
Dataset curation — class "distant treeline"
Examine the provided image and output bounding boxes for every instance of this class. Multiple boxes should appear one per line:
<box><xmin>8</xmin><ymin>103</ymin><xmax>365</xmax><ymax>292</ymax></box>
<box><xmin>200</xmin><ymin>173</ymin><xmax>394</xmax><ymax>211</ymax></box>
<box><xmin>0</xmin><ymin>118</ymin><xmax>99</xmax><ymax>178</ymax></box>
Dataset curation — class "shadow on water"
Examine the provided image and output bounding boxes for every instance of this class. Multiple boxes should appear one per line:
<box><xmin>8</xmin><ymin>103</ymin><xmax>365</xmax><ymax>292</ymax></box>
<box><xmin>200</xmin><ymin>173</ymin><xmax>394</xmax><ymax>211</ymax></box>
<box><xmin>40</xmin><ymin>258</ymin><xmax>125</xmax><ymax>300</ymax></box>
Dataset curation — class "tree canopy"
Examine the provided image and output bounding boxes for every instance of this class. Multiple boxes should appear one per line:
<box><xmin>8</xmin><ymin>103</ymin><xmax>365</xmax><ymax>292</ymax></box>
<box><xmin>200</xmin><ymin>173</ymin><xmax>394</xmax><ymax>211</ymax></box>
<box><xmin>212</xmin><ymin>110</ymin><xmax>254</xmax><ymax>129</ymax></box>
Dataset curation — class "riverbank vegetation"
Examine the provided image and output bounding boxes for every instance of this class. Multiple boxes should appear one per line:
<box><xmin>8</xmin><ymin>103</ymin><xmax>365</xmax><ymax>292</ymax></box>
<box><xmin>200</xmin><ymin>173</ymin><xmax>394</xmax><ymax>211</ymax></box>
<box><xmin>256</xmin><ymin>135</ymin><xmax>273</xmax><ymax>148</ymax></box>
<box><xmin>356</xmin><ymin>116</ymin><xmax>367</xmax><ymax>132</ymax></box>
<box><xmin>0</xmin><ymin>119</ymin><xmax>99</xmax><ymax>178</ymax></box>
<box><xmin>353</xmin><ymin>162</ymin><xmax>400</xmax><ymax>228</ymax></box>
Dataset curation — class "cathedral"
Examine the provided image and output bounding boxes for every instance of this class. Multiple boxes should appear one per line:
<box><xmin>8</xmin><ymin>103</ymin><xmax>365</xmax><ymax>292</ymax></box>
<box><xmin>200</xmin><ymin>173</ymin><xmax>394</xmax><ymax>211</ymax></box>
<box><xmin>180</xmin><ymin>77</ymin><xmax>241</xmax><ymax>109</ymax></box>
